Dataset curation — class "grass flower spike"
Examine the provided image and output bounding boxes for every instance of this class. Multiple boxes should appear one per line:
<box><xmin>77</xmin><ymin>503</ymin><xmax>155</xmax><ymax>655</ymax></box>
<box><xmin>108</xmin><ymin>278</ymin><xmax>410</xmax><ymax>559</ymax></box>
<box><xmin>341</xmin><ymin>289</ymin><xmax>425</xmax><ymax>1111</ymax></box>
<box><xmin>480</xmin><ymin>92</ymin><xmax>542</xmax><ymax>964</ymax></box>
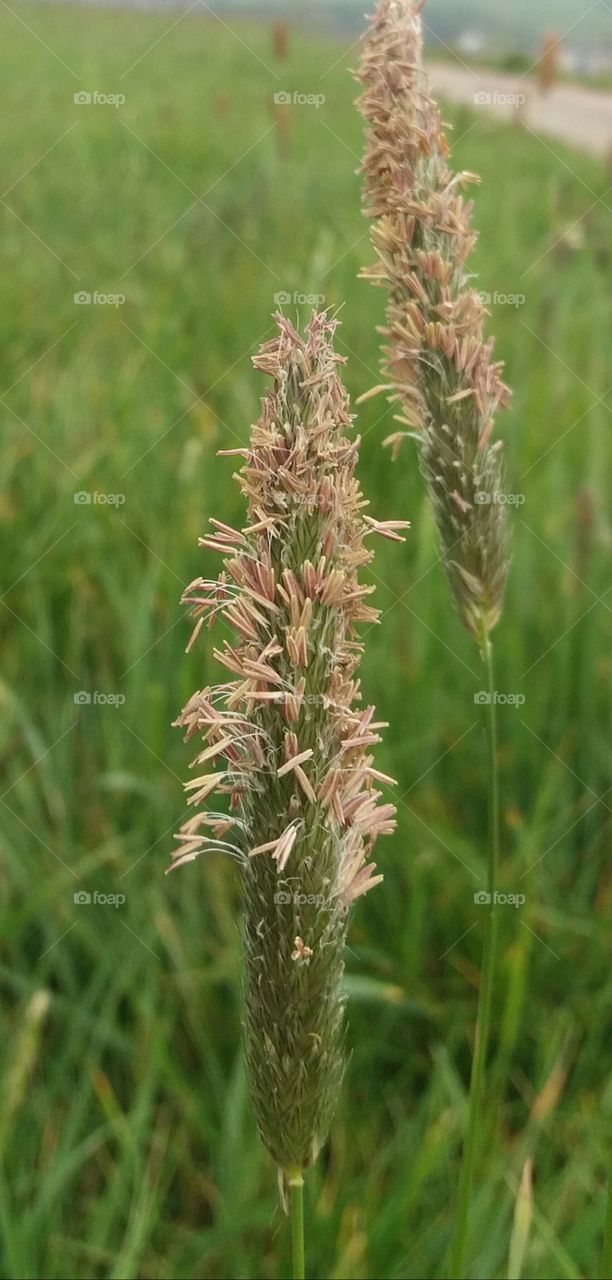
<box><xmin>356</xmin><ymin>0</ymin><xmax>511</xmax><ymax>643</ymax></box>
<box><xmin>357</xmin><ymin>8</ymin><xmax>514</xmax><ymax>1274</ymax></box>
<box><xmin>170</xmin><ymin>314</ymin><xmax>405</xmax><ymax>1223</ymax></box>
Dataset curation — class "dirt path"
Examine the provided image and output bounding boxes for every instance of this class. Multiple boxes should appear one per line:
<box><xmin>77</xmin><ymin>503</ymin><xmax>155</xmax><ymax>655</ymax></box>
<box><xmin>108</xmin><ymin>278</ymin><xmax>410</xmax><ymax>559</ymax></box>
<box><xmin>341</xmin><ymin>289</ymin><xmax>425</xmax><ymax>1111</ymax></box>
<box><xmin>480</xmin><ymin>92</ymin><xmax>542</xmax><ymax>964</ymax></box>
<box><xmin>427</xmin><ymin>62</ymin><xmax>612</xmax><ymax>158</ymax></box>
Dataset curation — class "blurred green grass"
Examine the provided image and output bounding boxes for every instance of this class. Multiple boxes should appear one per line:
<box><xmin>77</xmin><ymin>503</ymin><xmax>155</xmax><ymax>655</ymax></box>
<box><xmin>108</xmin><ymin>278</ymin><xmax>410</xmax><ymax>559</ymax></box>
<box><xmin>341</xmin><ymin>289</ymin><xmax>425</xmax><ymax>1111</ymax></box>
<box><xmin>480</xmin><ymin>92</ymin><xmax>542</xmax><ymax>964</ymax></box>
<box><xmin>1</xmin><ymin>6</ymin><xmax>611</xmax><ymax>1279</ymax></box>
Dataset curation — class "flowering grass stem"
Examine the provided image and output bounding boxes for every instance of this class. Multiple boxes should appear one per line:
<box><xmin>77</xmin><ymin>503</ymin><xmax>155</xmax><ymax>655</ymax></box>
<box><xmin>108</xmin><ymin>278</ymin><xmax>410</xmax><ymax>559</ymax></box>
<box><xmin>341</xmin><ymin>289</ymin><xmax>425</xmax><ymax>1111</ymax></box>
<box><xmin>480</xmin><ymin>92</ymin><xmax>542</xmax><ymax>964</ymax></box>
<box><xmin>171</xmin><ymin>313</ymin><xmax>405</xmax><ymax>1251</ymax></box>
<box><xmin>602</xmin><ymin>1168</ymin><xmax>612</xmax><ymax>1279</ymax></box>
<box><xmin>288</xmin><ymin>1170</ymin><xmax>305</xmax><ymax>1280</ymax></box>
<box><xmin>450</xmin><ymin>628</ymin><xmax>500</xmax><ymax>1279</ymax></box>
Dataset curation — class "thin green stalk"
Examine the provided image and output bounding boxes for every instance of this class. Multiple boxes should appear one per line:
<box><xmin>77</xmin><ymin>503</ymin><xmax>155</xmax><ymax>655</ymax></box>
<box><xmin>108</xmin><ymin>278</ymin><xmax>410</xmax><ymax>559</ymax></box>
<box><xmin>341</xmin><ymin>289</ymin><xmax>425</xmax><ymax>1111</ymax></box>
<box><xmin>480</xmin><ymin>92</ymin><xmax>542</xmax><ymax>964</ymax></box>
<box><xmin>288</xmin><ymin>1169</ymin><xmax>305</xmax><ymax>1280</ymax></box>
<box><xmin>602</xmin><ymin>1167</ymin><xmax>612</xmax><ymax>1279</ymax></box>
<box><xmin>450</xmin><ymin>630</ymin><xmax>500</xmax><ymax>1279</ymax></box>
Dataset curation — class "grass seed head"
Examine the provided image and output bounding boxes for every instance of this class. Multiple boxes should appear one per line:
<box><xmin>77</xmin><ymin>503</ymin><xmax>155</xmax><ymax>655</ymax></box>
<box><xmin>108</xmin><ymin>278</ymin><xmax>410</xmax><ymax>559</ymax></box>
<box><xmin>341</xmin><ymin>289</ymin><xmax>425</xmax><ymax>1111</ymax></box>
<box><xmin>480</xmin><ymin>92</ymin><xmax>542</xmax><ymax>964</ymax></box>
<box><xmin>171</xmin><ymin>313</ymin><xmax>405</xmax><ymax>1171</ymax></box>
<box><xmin>356</xmin><ymin>0</ymin><xmax>511</xmax><ymax>641</ymax></box>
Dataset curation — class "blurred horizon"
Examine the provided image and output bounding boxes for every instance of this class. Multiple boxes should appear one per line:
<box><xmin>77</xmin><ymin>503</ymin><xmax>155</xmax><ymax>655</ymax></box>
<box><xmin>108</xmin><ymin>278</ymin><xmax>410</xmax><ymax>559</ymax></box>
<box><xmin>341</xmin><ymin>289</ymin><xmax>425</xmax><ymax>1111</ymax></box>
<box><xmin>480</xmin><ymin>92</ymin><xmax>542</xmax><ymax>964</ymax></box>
<box><xmin>25</xmin><ymin>0</ymin><xmax>612</xmax><ymax>73</ymax></box>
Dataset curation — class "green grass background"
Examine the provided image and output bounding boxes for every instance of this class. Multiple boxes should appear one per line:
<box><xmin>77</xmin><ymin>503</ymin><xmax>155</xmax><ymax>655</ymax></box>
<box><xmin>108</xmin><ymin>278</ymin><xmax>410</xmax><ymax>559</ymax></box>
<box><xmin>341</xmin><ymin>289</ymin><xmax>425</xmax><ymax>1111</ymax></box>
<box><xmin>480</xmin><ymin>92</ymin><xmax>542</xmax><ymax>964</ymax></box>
<box><xmin>1</xmin><ymin>6</ymin><xmax>611</xmax><ymax>1278</ymax></box>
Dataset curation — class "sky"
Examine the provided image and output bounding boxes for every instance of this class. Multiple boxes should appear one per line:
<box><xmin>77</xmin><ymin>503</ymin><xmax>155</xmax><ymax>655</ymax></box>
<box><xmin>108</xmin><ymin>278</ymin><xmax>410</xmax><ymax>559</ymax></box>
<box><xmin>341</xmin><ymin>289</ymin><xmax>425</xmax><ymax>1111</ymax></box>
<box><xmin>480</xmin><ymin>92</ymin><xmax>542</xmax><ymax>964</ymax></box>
<box><xmin>212</xmin><ymin>0</ymin><xmax>612</xmax><ymax>51</ymax></box>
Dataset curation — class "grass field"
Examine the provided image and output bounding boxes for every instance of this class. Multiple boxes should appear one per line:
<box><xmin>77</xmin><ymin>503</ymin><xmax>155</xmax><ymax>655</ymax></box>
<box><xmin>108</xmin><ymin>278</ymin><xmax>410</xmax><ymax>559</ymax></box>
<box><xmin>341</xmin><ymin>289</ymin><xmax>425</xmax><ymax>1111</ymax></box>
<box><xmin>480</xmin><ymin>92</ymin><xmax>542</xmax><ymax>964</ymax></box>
<box><xmin>1</xmin><ymin>5</ymin><xmax>611</xmax><ymax>1279</ymax></box>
